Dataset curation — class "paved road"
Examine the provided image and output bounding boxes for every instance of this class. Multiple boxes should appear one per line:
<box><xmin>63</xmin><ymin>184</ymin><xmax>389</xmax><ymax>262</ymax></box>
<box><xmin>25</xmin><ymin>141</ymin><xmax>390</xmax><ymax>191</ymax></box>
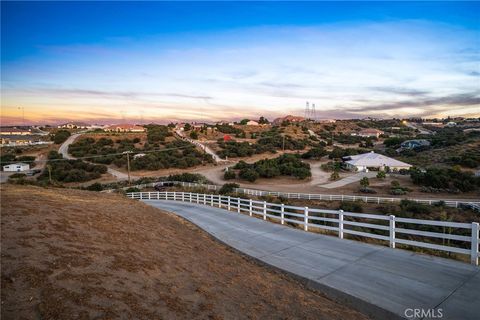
<box><xmin>143</xmin><ymin>200</ymin><xmax>480</xmax><ymax>320</ymax></box>
<box><xmin>58</xmin><ymin>133</ymin><xmax>82</xmax><ymax>159</ymax></box>
<box><xmin>320</xmin><ymin>171</ymin><xmax>377</xmax><ymax>189</ymax></box>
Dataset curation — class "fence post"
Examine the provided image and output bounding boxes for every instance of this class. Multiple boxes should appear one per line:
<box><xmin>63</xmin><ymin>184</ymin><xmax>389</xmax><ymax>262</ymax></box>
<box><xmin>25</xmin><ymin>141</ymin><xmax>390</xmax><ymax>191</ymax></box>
<box><xmin>339</xmin><ymin>210</ymin><xmax>344</xmax><ymax>239</ymax></box>
<box><xmin>219</xmin><ymin>196</ymin><xmax>222</xmax><ymax>208</ymax></box>
<box><xmin>304</xmin><ymin>207</ymin><xmax>309</xmax><ymax>231</ymax></box>
<box><xmin>281</xmin><ymin>204</ymin><xmax>285</xmax><ymax>225</ymax></box>
<box><xmin>249</xmin><ymin>199</ymin><xmax>253</xmax><ymax>217</ymax></box>
<box><xmin>237</xmin><ymin>198</ymin><xmax>241</xmax><ymax>213</ymax></box>
<box><xmin>228</xmin><ymin>196</ymin><xmax>231</xmax><ymax>211</ymax></box>
<box><xmin>263</xmin><ymin>201</ymin><xmax>267</xmax><ymax>220</ymax></box>
<box><xmin>389</xmin><ymin>215</ymin><xmax>396</xmax><ymax>249</ymax></box>
<box><xmin>181</xmin><ymin>192</ymin><xmax>184</xmax><ymax>202</ymax></box>
<box><xmin>148</xmin><ymin>192</ymin><xmax>151</xmax><ymax>200</ymax></box>
<box><xmin>471</xmin><ymin>222</ymin><xmax>479</xmax><ymax>266</ymax></box>
<box><xmin>140</xmin><ymin>193</ymin><xmax>143</xmax><ymax>200</ymax></box>
<box><xmin>210</xmin><ymin>195</ymin><xmax>214</xmax><ymax>207</ymax></box>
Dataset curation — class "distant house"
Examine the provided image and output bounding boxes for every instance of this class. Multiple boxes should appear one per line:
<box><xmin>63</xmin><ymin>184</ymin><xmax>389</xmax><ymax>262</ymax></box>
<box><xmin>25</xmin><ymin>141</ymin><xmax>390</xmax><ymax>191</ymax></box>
<box><xmin>133</xmin><ymin>153</ymin><xmax>146</xmax><ymax>159</ymax></box>
<box><xmin>273</xmin><ymin>115</ymin><xmax>306</xmax><ymax>126</ymax></box>
<box><xmin>104</xmin><ymin>124</ymin><xmax>146</xmax><ymax>133</ymax></box>
<box><xmin>3</xmin><ymin>163</ymin><xmax>30</xmax><ymax>172</ymax></box>
<box><xmin>342</xmin><ymin>151</ymin><xmax>412</xmax><ymax>172</ymax></box>
<box><xmin>357</xmin><ymin>129</ymin><xmax>384</xmax><ymax>138</ymax></box>
<box><xmin>446</xmin><ymin>122</ymin><xmax>457</xmax><ymax>127</ymax></box>
<box><xmin>58</xmin><ymin>122</ymin><xmax>89</xmax><ymax>129</ymax></box>
<box><xmin>246</xmin><ymin>120</ymin><xmax>259</xmax><ymax>126</ymax></box>
<box><xmin>0</xmin><ymin>127</ymin><xmax>32</xmax><ymax>135</ymax></box>
<box><xmin>399</xmin><ymin>139</ymin><xmax>431</xmax><ymax>150</ymax></box>
<box><xmin>317</xmin><ymin>119</ymin><xmax>336</xmax><ymax>124</ymax></box>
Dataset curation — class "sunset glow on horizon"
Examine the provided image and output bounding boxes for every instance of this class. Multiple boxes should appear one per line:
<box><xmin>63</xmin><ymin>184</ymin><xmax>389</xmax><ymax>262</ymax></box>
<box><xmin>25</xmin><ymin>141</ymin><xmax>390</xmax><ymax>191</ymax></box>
<box><xmin>1</xmin><ymin>2</ymin><xmax>479</xmax><ymax>126</ymax></box>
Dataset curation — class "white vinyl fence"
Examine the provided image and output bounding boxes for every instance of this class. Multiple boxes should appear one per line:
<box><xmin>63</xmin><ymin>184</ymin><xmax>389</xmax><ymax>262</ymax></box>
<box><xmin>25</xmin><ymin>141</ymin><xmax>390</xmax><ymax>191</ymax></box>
<box><xmin>126</xmin><ymin>191</ymin><xmax>480</xmax><ymax>265</ymax></box>
<box><xmin>114</xmin><ymin>180</ymin><xmax>480</xmax><ymax>210</ymax></box>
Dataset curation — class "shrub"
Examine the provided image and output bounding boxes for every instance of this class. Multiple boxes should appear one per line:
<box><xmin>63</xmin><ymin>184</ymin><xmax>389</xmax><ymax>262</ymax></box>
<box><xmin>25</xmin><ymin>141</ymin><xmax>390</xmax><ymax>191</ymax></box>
<box><xmin>359</xmin><ymin>187</ymin><xmax>377</xmax><ymax>194</ymax></box>
<box><xmin>9</xmin><ymin>173</ymin><xmax>26</xmax><ymax>179</ymax></box>
<box><xmin>166</xmin><ymin>173</ymin><xmax>206</xmax><ymax>183</ymax></box>
<box><xmin>86</xmin><ymin>183</ymin><xmax>103</xmax><ymax>191</ymax></box>
<box><xmin>330</xmin><ymin>171</ymin><xmax>340</xmax><ymax>181</ymax></box>
<box><xmin>189</xmin><ymin>131</ymin><xmax>198</xmax><ymax>139</ymax></box>
<box><xmin>224</xmin><ymin>170</ymin><xmax>236</xmax><ymax>180</ymax></box>
<box><xmin>239</xmin><ymin>168</ymin><xmax>259</xmax><ymax>182</ymax></box>
<box><xmin>400</xmin><ymin>200</ymin><xmax>432</xmax><ymax>215</ymax></box>
<box><xmin>339</xmin><ymin>201</ymin><xmax>363</xmax><ymax>213</ymax></box>
<box><xmin>390</xmin><ymin>188</ymin><xmax>407</xmax><ymax>195</ymax></box>
<box><xmin>376</xmin><ymin>171</ymin><xmax>386</xmax><ymax>179</ymax></box>
<box><xmin>125</xmin><ymin>187</ymin><xmax>141</xmax><ymax>193</ymax></box>
<box><xmin>219</xmin><ymin>183</ymin><xmax>239</xmax><ymax>195</ymax></box>
<box><xmin>360</xmin><ymin>177</ymin><xmax>370</xmax><ymax>188</ymax></box>
<box><xmin>301</xmin><ymin>147</ymin><xmax>328</xmax><ymax>159</ymax></box>
<box><xmin>53</xmin><ymin>130</ymin><xmax>71</xmax><ymax>144</ymax></box>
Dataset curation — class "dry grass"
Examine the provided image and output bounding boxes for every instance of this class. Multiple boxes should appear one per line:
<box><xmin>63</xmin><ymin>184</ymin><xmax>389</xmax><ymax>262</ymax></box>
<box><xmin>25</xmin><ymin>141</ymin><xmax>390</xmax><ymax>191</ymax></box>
<box><xmin>1</xmin><ymin>185</ymin><xmax>369</xmax><ymax>320</ymax></box>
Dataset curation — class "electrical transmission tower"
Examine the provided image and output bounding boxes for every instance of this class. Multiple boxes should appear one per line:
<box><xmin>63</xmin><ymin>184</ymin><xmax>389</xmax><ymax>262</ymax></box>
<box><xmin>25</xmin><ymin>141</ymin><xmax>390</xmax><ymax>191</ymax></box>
<box><xmin>304</xmin><ymin>101</ymin><xmax>317</xmax><ymax>121</ymax></box>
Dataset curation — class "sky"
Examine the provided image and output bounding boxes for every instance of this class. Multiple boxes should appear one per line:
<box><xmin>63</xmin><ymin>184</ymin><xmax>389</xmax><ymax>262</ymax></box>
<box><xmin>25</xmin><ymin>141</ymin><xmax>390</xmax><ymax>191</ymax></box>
<box><xmin>1</xmin><ymin>1</ymin><xmax>479</xmax><ymax>125</ymax></box>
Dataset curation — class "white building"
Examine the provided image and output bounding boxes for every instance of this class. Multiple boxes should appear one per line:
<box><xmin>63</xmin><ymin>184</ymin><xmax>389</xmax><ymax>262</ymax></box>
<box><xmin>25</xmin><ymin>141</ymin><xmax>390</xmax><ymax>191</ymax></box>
<box><xmin>246</xmin><ymin>120</ymin><xmax>259</xmax><ymax>126</ymax></box>
<box><xmin>343</xmin><ymin>151</ymin><xmax>412</xmax><ymax>172</ymax></box>
<box><xmin>3</xmin><ymin>163</ymin><xmax>30</xmax><ymax>172</ymax></box>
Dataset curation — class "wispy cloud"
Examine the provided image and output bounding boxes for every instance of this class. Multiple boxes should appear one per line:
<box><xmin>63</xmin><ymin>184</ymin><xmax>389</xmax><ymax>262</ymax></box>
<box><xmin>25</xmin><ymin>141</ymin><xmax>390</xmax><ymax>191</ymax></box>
<box><xmin>2</xmin><ymin>20</ymin><xmax>479</xmax><ymax>124</ymax></box>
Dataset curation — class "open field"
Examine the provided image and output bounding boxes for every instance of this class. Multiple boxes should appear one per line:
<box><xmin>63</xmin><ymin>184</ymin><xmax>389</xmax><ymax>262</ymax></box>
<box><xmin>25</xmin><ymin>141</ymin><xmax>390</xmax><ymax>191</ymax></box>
<box><xmin>1</xmin><ymin>185</ymin><xmax>369</xmax><ymax>320</ymax></box>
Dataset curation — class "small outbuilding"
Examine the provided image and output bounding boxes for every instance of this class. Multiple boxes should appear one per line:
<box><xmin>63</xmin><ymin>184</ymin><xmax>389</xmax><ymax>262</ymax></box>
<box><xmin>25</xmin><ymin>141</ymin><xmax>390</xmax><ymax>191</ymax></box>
<box><xmin>3</xmin><ymin>163</ymin><xmax>30</xmax><ymax>172</ymax></box>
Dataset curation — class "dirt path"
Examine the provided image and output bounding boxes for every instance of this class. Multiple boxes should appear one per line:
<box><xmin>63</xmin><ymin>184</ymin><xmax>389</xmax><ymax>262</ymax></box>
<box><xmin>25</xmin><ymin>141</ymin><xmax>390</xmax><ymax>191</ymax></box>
<box><xmin>1</xmin><ymin>185</ymin><xmax>369</xmax><ymax>320</ymax></box>
<box><xmin>58</xmin><ymin>132</ymin><xmax>136</xmax><ymax>181</ymax></box>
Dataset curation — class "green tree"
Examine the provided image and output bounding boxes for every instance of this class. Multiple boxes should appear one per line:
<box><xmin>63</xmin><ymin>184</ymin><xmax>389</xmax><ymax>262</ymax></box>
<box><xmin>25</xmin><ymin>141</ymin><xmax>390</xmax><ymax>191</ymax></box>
<box><xmin>219</xmin><ymin>183</ymin><xmax>239</xmax><ymax>195</ymax></box>
<box><xmin>360</xmin><ymin>177</ymin><xmax>370</xmax><ymax>188</ymax></box>
<box><xmin>224</xmin><ymin>170</ymin><xmax>236</xmax><ymax>180</ymax></box>
<box><xmin>330</xmin><ymin>171</ymin><xmax>340</xmax><ymax>181</ymax></box>
<box><xmin>184</xmin><ymin>123</ymin><xmax>192</xmax><ymax>131</ymax></box>
<box><xmin>239</xmin><ymin>119</ymin><xmax>249</xmax><ymax>125</ymax></box>
<box><xmin>53</xmin><ymin>130</ymin><xmax>71</xmax><ymax>144</ymax></box>
<box><xmin>239</xmin><ymin>168</ymin><xmax>259</xmax><ymax>182</ymax></box>
<box><xmin>189</xmin><ymin>131</ymin><xmax>198</xmax><ymax>139</ymax></box>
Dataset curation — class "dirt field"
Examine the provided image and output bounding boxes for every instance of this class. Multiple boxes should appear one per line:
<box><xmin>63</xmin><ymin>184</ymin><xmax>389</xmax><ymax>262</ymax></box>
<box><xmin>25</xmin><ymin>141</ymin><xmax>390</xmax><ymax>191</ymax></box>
<box><xmin>1</xmin><ymin>185</ymin><xmax>369</xmax><ymax>320</ymax></box>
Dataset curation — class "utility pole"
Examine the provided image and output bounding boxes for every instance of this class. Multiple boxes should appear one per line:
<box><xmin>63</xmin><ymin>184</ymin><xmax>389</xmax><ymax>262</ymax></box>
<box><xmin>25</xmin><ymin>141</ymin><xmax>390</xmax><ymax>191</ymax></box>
<box><xmin>46</xmin><ymin>165</ymin><xmax>52</xmax><ymax>184</ymax></box>
<box><xmin>123</xmin><ymin>151</ymin><xmax>132</xmax><ymax>184</ymax></box>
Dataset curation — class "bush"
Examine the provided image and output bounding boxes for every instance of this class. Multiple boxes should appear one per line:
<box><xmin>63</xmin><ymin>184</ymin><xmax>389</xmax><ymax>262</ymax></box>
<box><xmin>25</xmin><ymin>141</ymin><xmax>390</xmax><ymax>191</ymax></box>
<box><xmin>125</xmin><ymin>187</ymin><xmax>141</xmax><ymax>193</ymax></box>
<box><xmin>224</xmin><ymin>170</ymin><xmax>236</xmax><ymax>180</ymax></box>
<box><xmin>400</xmin><ymin>200</ymin><xmax>432</xmax><ymax>215</ymax></box>
<box><xmin>330</xmin><ymin>171</ymin><xmax>340</xmax><ymax>181</ymax></box>
<box><xmin>301</xmin><ymin>147</ymin><xmax>327</xmax><ymax>159</ymax></box>
<box><xmin>189</xmin><ymin>131</ymin><xmax>198</xmax><ymax>139</ymax></box>
<box><xmin>390</xmin><ymin>188</ymin><xmax>407</xmax><ymax>195</ymax></box>
<box><xmin>9</xmin><ymin>173</ymin><xmax>26</xmax><ymax>179</ymax></box>
<box><xmin>339</xmin><ymin>201</ymin><xmax>363</xmax><ymax>213</ymax></box>
<box><xmin>359</xmin><ymin>187</ymin><xmax>377</xmax><ymax>194</ymax></box>
<box><xmin>376</xmin><ymin>171</ymin><xmax>386</xmax><ymax>179</ymax></box>
<box><xmin>360</xmin><ymin>177</ymin><xmax>370</xmax><ymax>188</ymax></box>
<box><xmin>166</xmin><ymin>173</ymin><xmax>206</xmax><ymax>183</ymax></box>
<box><xmin>219</xmin><ymin>183</ymin><xmax>239</xmax><ymax>195</ymax></box>
<box><xmin>86</xmin><ymin>183</ymin><xmax>103</xmax><ymax>191</ymax></box>
<box><xmin>239</xmin><ymin>168</ymin><xmax>259</xmax><ymax>182</ymax></box>
<box><xmin>410</xmin><ymin>166</ymin><xmax>480</xmax><ymax>192</ymax></box>
<box><xmin>53</xmin><ymin>130</ymin><xmax>71</xmax><ymax>144</ymax></box>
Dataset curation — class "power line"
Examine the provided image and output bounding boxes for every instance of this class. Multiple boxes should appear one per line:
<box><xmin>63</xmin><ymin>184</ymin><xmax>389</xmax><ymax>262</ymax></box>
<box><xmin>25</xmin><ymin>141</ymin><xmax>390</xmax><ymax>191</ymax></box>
<box><xmin>1</xmin><ymin>145</ymin><xmax>195</xmax><ymax>164</ymax></box>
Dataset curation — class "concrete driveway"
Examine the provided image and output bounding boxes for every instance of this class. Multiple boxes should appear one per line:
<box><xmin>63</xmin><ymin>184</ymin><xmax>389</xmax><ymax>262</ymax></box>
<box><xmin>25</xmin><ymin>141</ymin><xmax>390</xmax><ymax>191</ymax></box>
<box><xmin>320</xmin><ymin>171</ymin><xmax>377</xmax><ymax>189</ymax></box>
<box><xmin>142</xmin><ymin>200</ymin><xmax>480</xmax><ymax>320</ymax></box>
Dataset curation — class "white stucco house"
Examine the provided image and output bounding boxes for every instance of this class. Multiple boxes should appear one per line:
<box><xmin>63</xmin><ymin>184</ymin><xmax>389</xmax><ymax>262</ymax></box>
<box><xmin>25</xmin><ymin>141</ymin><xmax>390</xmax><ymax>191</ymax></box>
<box><xmin>3</xmin><ymin>163</ymin><xmax>30</xmax><ymax>172</ymax></box>
<box><xmin>342</xmin><ymin>151</ymin><xmax>412</xmax><ymax>172</ymax></box>
<box><xmin>246</xmin><ymin>120</ymin><xmax>259</xmax><ymax>126</ymax></box>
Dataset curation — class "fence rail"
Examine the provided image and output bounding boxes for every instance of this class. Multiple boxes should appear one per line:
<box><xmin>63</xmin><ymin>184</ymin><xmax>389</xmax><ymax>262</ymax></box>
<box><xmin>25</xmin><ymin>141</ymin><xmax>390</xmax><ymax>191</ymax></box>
<box><xmin>111</xmin><ymin>180</ymin><xmax>480</xmax><ymax>210</ymax></box>
<box><xmin>126</xmin><ymin>191</ymin><xmax>480</xmax><ymax>265</ymax></box>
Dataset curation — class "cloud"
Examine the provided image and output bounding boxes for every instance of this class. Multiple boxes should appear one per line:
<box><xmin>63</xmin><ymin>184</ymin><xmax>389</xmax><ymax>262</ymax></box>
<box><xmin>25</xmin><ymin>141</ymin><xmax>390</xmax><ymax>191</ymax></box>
<box><xmin>370</xmin><ymin>87</ymin><xmax>429</xmax><ymax>97</ymax></box>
